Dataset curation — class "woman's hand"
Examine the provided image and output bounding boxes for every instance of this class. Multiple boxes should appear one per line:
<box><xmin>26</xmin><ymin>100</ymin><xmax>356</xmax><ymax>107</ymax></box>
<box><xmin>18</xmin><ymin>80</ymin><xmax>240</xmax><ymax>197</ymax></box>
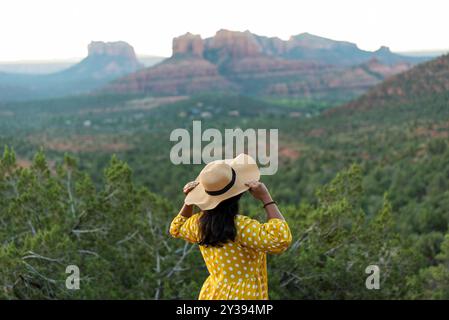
<box><xmin>179</xmin><ymin>181</ymin><xmax>198</xmax><ymax>217</ymax></box>
<box><xmin>245</xmin><ymin>180</ymin><xmax>284</xmax><ymax>221</ymax></box>
<box><xmin>183</xmin><ymin>181</ymin><xmax>199</xmax><ymax>195</ymax></box>
<box><xmin>245</xmin><ymin>180</ymin><xmax>272</xmax><ymax>203</ymax></box>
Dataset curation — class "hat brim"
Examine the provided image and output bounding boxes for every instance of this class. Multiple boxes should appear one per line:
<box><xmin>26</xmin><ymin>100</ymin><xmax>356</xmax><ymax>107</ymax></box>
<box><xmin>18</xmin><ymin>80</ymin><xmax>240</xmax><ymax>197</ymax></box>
<box><xmin>185</xmin><ymin>154</ymin><xmax>260</xmax><ymax>210</ymax></box>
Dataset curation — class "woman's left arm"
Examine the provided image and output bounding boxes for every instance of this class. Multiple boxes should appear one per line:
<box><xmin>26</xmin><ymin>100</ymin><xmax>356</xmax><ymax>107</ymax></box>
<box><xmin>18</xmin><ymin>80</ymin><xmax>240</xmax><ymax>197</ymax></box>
<box><xmin>169</xmin><ymin>181</ymin><xmax>199</xmax><ymax>241</ymax></box>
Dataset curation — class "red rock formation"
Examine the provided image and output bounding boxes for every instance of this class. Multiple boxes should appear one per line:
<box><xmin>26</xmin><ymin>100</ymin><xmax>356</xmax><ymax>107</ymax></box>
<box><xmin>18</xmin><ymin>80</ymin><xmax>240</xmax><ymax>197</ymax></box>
<box><xmin>88</xmin><ymin>41</ymin><xmax>138</xmax><ymax>60</ymax></box>
<box><xmin>106</xmin><ymin>57</ymin><xmax>235</xmax><ymax>95</ymax></box>
<box><xmin>364</xmin><ymin>58</ymin><xmax>411</xmax><ymax>78</ymax></box>
<box><xmin>204</xmin><ymin>30</ymin><xmax>263</xmax><ymax>63</ymax></box>
<box><xmin>264</xmin><ymin>59</ymin><xmax>411</xmax><ymax>97</ymax></box>
<box><xmin>253</xmin><ymin>35</ymin><xmax>287</xmax><ymax>56</ymax></box>
<box><xmin>172</xmin><ymin>33</ymin><xmax>204</xmax><ymax>57</ymax></box>
<box><xmin>85</xmin><ymin>41</ymin><xmax>143</xmax><ymax>76</ymax></box>
<box><xmin>101</xmin><ymin>30</ymin><xmax>421</xmax><ymax>99</ymax></box>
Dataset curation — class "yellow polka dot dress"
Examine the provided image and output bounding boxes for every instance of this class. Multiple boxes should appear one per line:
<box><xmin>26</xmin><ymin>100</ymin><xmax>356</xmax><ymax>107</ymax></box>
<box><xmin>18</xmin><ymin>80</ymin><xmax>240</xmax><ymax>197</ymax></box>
<box><xmin>169</xmin><ymin>213</ymin><xmax>292</xmax><ymax>300</ymax></box>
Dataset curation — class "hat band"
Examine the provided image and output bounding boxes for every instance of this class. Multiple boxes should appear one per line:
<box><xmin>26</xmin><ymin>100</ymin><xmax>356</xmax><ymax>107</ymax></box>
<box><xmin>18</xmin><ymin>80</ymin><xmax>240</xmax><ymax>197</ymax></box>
<box><xmin>205</xmin><ymin>168</ymin><xmax>236</xmax><ymax>196</ymax></box>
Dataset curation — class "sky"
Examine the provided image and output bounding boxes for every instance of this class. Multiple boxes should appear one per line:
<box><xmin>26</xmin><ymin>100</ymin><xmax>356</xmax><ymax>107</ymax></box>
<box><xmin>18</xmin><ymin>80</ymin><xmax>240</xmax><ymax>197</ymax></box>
<box><xmin>0</xmin><ymin>0</ymin><xmax>448</xmax><ymax>62</ymax></box>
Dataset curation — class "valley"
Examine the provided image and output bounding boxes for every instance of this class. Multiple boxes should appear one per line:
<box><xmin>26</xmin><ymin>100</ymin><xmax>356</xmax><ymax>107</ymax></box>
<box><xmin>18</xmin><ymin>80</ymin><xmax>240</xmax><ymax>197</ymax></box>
<box><xmin>1</xmin><ymin>32</ymin><xmax>448</xmax><ymax>300</ymax></box>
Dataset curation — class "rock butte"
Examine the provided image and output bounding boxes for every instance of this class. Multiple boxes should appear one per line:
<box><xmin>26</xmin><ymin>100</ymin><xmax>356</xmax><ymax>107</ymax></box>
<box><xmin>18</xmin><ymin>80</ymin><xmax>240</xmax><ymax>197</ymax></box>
<box><xmin>103</xmin><ymin>29</ymin><xmax>424</xmax><ymax>98</ymax></box>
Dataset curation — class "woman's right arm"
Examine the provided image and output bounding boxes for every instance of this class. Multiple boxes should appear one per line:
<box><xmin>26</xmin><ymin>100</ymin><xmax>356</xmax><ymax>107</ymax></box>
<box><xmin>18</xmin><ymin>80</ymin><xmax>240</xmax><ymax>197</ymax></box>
<box><xmin>239</xmin><ymin>181</ymin><xmax>292</xmax><ymax>254</ymax></box>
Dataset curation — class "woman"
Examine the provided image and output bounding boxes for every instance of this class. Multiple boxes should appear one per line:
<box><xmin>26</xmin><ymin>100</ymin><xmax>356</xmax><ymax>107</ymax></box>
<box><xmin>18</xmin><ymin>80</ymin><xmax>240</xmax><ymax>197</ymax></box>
<box><xmin>169</xmin><ymin>153</ymin><xmax>292</xmax><ymax>300</ymax></box>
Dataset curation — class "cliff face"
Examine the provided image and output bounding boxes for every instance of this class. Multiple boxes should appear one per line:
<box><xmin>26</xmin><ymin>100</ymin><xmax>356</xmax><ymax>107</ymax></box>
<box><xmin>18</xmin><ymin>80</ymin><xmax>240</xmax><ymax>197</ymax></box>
<box><xmin>203</xmin><ymin>30</ymin><xmax>264</xmax><ymax>65</ymax></box>
<box><xmin>104</xmin><ymin>57</ymin><xmax>235</xmax><ymax>95</ymax></box>
<box><xmin>105</xmin><ymin>32</ymin><xmax>249</xmax><ymax>95</ymax></box>
<box><xmin>172</xmin><ymin>33</ymin><xmax>204</xmax><ymax>58</ymax></box>
<box><xmin>263</xmin><ymin>58</ymin><xmax>413</xmax><ymax>98</ymax></box>
<box><xmin>171</xmin><ymin>30</ymin><xmax>290</xmax><ymax>62</ymax></box>
<box><xmin>76</xmin><ymin>41</ymin><xmax>142</xmax><ymax>79</ymax></box>
<box><xmin>253</xmin><ymin>35</ymin><xmax>287</xmax><ymax>56</ymax></box>
<box><xmin>172</xmin><ymin>30</ymin><xmax>266</xmax><ymax>62</ymax></box>
<box><xmin>102</xmin><ymin>30</ymin><xmax>429</xmax><ymax>99</ymax></box>
<box><xmin>88</xmin><ymin>41</ymin><xmax>138</xmax><ymax>58</ymax></box>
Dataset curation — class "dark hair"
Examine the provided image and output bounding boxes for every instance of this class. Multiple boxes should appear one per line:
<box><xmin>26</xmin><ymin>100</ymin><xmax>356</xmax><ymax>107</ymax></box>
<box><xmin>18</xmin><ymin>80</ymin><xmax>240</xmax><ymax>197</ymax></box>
<box><xmin>198</xmin><ymin>193</ymin><xmax>243</xmax><ymax>247</ymax></box>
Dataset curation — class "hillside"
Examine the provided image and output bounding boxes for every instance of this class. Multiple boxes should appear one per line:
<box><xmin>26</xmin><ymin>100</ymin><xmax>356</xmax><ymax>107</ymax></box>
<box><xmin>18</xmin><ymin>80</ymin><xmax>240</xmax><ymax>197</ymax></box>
<box><xmin>333</xmin><ymin>53</ymin><xmax>449</xmax><ymax>112</ymax></box>
<box><xmin>105</xmin><ymin>56</ymin><xmax>235</xmax><ymax>95</ymax></box>
<box><xmin>1</xmin><ymin>52</ymin><xmax>449</xmax><ymax>301</ymax></box>
<box><xmin>104</xmin><ymin>30</ymin><xmax>427</xmax><ymax>101</ymax></box>
<box><xmin>1</xmin><ymin>88</ymin><xmax>449</xmax><ymax>299</ymax></box>
<box><xmin>0</xmin><ymin>80</ymin><xmax>35</xmax><ymax>101</ymax></box>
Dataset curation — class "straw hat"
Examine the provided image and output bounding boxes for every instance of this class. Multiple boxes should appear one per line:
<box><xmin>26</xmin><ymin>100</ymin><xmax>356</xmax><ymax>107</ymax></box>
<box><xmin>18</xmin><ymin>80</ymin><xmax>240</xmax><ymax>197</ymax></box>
<box><xmin>185</xmin><ymin>153</ymin><xmax>260</xmax><ymax>210</ymax></box>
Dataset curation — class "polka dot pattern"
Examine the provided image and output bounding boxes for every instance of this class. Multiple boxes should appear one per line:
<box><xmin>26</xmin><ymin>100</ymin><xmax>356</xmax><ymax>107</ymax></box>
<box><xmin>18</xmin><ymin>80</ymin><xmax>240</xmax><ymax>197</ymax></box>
<box><xmin>169</xmin><ymin>213</ymin><xmax>292</xmax><ymax>300</ymax></box>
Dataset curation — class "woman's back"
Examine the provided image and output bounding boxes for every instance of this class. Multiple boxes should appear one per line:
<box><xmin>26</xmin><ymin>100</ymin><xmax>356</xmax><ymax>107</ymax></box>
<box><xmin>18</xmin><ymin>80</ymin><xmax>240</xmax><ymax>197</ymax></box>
<box><xmin>170</xmin><ymin>213</ymin><xmax>292</xmax><ymax>300</ymax></box>
<box><xmin>170</xmin><ymin>153</ymin><xmax>292</xmax><ymax>299</ymax></box>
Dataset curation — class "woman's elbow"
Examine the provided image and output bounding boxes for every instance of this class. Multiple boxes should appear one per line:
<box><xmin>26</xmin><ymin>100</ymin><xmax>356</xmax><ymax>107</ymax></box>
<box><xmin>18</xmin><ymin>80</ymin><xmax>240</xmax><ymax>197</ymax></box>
<box><xmin>267</xmin><ymin>238</ymin><xmax>292</xmax><ymax>254</ymax></box>
<box><xmin>168</xmin><ymin>225</ymin><xmax>180</xmax><ymax>238</ymax></box>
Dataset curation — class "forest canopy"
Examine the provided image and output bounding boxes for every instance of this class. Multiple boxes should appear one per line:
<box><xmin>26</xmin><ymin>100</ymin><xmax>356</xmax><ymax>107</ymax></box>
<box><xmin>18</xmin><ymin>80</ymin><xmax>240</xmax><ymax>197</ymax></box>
<box><xmin>1</xmin><ymin>147</ymin><xmax>447</xmax><ymax>299</ymax></box>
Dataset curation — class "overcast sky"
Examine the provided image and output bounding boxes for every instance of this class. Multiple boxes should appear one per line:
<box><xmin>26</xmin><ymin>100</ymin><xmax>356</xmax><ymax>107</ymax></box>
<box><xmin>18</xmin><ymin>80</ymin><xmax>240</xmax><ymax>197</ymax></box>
<box><xmin>0</xmin><ymin>0</ymin><xmax>448</xmax><ymax>61</ymax></box>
